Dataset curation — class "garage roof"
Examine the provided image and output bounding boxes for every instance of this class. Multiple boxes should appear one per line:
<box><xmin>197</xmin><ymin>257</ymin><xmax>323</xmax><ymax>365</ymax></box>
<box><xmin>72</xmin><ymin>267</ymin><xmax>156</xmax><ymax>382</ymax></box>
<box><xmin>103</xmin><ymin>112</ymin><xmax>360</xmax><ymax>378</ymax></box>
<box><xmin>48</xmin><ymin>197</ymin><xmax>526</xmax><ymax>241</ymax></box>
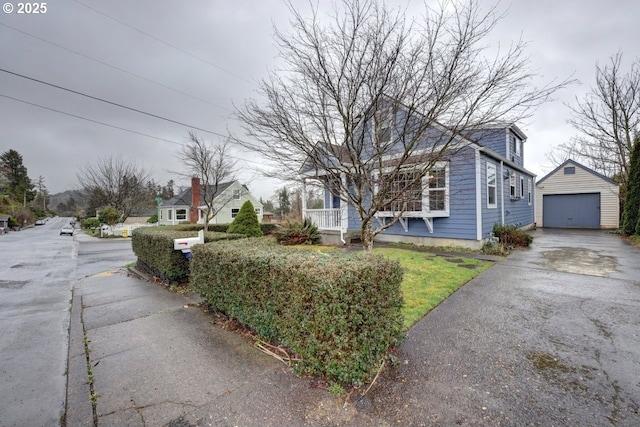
<box><xmin>537</xmin><ymin>159</ymin><xmax>619</xmax><ymax>186</ymax></box>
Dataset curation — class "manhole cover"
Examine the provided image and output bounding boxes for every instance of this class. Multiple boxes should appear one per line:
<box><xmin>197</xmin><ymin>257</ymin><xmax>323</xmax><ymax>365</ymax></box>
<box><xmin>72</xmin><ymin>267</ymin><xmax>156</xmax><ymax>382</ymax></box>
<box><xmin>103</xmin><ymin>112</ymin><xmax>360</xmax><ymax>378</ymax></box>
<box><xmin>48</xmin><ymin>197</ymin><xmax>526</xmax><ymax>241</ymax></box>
<box><xmin>0</xmin><ymin>280</ymin><xmax>28</xmax><ymax>289</ymax></box>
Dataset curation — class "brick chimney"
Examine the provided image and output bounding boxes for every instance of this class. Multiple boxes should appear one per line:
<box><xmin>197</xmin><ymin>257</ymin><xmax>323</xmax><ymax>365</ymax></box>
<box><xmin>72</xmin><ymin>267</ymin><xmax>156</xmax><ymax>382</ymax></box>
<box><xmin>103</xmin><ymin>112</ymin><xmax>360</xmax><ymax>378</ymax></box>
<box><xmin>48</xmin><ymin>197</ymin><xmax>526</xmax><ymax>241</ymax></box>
<box><xmin>189</xmin><ymin>177</ymin><xmax>200</xmax><ymax>223</ymax></box>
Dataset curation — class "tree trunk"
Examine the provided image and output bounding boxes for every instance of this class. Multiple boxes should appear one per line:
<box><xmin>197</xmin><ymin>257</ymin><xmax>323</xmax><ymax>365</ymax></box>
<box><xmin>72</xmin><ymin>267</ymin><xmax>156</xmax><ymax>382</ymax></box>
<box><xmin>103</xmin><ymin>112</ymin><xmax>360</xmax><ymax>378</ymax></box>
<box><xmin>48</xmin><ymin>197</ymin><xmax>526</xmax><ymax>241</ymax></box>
<box><xmin>361</xmin><ymin>219</ymin><xmax>374</xmax><ymax>253</ymax></box>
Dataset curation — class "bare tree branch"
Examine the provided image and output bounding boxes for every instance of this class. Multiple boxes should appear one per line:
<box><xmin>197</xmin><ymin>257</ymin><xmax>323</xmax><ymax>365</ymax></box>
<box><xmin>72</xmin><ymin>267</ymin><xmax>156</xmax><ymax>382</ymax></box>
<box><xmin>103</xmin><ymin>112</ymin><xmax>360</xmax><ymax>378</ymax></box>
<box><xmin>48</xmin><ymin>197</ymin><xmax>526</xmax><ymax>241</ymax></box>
<box><xmin>548</xmin><ymin>52</ymin><xmax>640</xmax><ymax>195</ymax></box>
<box><xmin>236</xmin><ymin>0</ymin><xmax>572</xmax><ymax>250</ymax></box>
<box><xmin>76</xmin><ymin>155</ymin><xmax>153</xmax><ymax>222</ymax></box>
<box><xmin>178</xmin><ymin>131</ymin><xmax>237</xmax><ymax>231</ymax></box>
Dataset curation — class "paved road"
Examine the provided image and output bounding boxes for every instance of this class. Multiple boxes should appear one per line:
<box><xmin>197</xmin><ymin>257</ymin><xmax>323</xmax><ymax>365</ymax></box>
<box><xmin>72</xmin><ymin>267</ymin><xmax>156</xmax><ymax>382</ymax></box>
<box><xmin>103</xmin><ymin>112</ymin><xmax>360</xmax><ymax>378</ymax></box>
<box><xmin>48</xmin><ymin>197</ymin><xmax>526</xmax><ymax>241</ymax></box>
<box><xmin>368</xmin><ymin>229</ymin><xmax>640</xmax><ymax>426</ymax></box>
<box><xmin>0</xmin><ymin>219</ymin><xmax>135</xmax><ymax>427</ymax></box>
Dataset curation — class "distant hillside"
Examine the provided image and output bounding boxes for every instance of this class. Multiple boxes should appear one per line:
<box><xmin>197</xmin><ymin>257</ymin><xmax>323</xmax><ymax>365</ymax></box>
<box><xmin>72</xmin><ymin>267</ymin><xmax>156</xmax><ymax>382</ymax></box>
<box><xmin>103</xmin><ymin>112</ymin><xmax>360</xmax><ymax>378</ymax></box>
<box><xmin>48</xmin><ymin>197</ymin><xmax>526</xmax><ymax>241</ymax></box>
<box><xmin>49</xmin><ymin>189</ymin><xmax>88</xmax><ymax>216</ymax></box>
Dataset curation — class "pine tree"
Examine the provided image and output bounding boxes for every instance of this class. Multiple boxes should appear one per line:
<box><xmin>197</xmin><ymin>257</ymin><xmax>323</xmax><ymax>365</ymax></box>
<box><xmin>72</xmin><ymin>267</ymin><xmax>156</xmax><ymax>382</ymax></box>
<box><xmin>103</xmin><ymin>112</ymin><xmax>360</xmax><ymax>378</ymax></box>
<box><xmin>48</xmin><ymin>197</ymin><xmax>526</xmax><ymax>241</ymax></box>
<box><xmin>227</xmin><ymin>200</ymin><xmax>263</xmax><ymax>237</ymax></box>
<box><xmin>622</xmin><ymin>136</ymin><xmax>640</xmax><ymax>234</ymax></box>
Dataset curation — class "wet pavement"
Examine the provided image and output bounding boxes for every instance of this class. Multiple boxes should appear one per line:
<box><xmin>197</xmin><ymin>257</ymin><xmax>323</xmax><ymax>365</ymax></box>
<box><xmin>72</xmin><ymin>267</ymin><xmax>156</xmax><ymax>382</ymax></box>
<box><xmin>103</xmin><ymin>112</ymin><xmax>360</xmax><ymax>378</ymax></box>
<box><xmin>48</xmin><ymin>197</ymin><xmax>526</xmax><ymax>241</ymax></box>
<box><xmin>367</xmin><ymin>229</ymin><xmax>640</xmax><ymax>426</ymax></box>
<box><xmin>4</xmin><ymin>225</ymin><xmax>639</xmax><ymax>426</ymax></box>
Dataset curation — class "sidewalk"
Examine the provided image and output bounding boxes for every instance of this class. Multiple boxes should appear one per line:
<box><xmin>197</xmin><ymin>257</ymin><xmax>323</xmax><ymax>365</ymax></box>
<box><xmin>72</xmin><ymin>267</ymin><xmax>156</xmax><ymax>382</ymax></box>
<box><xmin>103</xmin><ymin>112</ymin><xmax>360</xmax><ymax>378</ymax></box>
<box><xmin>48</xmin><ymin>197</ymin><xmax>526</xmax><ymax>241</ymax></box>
<box><xmin>66</xmin><ymin>269</ymin><xmax>375</xmax><ymax>426</ymax></box>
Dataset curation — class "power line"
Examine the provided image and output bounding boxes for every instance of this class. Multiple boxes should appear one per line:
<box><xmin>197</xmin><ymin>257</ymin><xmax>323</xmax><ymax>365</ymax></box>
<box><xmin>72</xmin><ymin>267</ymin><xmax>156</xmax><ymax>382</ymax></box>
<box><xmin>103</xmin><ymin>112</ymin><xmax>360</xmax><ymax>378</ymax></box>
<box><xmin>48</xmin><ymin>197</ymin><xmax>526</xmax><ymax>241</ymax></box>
<box><xmin>72</xmin><ymin>0</ymin><xmax>253</xmax><ymax>84</ymax></box>
<box><xmin>0</xmin><ymin>67</ymin><xmax>232</xmax><ymax>139</ymax></box>
<box><xmin>0</xmin><ymin>21</ymin><xmax>231</xmax><ymax>112</ymax></box>
<box><xmin>0</xmin><ymin>92</ymin><xmax>265</xmax><ymax>166</ymax></box>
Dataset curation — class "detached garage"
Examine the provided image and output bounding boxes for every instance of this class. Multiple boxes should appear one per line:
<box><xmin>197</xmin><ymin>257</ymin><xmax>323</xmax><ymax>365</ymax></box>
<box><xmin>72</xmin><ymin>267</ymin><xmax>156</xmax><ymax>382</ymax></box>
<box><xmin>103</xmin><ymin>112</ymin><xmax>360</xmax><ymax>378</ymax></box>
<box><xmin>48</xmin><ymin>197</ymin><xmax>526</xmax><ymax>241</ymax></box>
<box><xmin>536</xmin><ymin>159</ymin><xmax>619</xmax><ymax>229</ymax></box>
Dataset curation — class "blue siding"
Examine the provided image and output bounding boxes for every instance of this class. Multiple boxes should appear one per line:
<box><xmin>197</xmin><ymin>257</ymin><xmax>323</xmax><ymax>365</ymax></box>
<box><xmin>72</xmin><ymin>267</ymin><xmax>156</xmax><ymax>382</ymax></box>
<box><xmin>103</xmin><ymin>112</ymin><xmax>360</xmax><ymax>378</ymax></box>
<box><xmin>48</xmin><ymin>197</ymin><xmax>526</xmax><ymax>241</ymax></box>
<box><xmin>469</xmin><ymin>128</ymin><xmax>507</xmax><ymax>157</ymax></box>
<box><xmin>479</xmin><ymin>155</ymin><xmax>534</xmax><ymax>237</ymax></box>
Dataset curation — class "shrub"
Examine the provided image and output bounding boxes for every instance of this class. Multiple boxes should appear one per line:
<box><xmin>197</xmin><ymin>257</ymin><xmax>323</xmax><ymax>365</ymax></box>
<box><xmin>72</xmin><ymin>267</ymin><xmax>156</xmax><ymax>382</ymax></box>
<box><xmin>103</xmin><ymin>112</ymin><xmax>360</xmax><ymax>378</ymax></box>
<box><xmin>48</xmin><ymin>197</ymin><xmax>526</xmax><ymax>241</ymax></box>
<box><xmin>492</xmin><ymin>224</ymin><xmax>533</xmax><ymax>248</ymax></box>
<box><xmin>190</xmin><ymin>239</ymin><xmax>404</xmax><ymax>386</ymax></box>
<box><xmin>227</xmin><ymin>201</ymin><xmax>263</xmax><ymax>237</ymax></box>
<box><xmin>98</xmin><ymin>206</ymin><xmax>121</xmax><ymax>225</ymax></box>
<box><xmin>131</xmin><ymin>227</ymin><xmax>245</xmax><ymax>283</ymax></box>
<box><xmin>82</xmin><ymin>218</ymin><xmax>100</xmax><ymax>229</ymax></box>
<box><xmin>273</xmin><ymin>217</ymin><xmax>321</xmax><ymax>245</ymax></box>
<box><xmin>147</xmin><ymin>213</ymin><xmax>158</xmax><ymax>224</ymax></box>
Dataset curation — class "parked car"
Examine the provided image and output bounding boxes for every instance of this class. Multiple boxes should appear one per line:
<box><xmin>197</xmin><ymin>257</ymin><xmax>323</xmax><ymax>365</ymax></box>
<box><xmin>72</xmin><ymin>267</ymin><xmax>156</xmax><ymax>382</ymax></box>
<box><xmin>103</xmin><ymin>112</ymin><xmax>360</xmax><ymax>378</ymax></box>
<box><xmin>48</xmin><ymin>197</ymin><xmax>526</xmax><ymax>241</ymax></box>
<box><xmin>35</xmin><ymin>219</ymin><xmax>46</xmax><ymax>225</ymax></box>
<box><xmin>60</xmin><ymin>225</ymin><xmax>74</xmax><ymax>236</ymax></box>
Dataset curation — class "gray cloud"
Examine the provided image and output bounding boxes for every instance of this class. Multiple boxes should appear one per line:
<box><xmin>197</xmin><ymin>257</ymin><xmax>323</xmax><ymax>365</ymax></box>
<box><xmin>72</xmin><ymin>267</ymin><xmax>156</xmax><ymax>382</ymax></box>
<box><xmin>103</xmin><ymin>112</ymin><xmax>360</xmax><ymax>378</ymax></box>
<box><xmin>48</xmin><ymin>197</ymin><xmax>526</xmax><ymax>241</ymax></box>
<box><xmin>1</xmin><ymin>0</ymin><xmax>638</xmax><ymax>199</ymax></box>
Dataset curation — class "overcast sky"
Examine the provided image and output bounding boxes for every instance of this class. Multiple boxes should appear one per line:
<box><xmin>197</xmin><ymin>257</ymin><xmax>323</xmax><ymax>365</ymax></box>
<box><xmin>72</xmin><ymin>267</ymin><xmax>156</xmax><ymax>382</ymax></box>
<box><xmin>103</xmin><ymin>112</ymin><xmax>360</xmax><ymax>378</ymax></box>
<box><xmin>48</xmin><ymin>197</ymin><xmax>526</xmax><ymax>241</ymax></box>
<box><xmin>1</xmin><ymin>0</ymin><xmax>639</xmax><ymax>200</ymax></box>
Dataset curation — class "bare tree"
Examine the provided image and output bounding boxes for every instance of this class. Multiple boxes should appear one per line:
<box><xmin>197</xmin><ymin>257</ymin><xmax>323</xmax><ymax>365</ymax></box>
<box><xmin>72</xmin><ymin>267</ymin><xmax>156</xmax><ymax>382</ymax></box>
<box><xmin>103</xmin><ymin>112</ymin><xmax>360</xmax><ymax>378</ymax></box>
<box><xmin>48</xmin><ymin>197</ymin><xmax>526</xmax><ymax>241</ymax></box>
<box><xmin>236</xmin><ymin>0</ymin><xmax>570</xmax><ymax>251</ymax></box>
<box><xmin>179</xmin><ymin>131</ymin><xmax>237</xmax><ymax>231</ymax></box>
<box><xmin>77</xmin><ymin>155</ymin><xmax>152</xmax><ymax>222</ymax></box>
<box><xmin>547</xmin><ymin>53</ymin><xmax>640</xmax><ymax>195</ymax></box>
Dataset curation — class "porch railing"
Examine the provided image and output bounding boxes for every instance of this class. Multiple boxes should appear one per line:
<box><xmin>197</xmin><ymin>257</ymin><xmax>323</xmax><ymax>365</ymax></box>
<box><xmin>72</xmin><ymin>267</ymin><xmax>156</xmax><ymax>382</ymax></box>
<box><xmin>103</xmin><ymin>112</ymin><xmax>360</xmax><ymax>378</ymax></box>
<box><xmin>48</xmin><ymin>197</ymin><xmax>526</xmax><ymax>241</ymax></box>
<box><xmin>304</xmin><ymin>208</ymin><xmax>342</xmax><ymax>231</ymax></box>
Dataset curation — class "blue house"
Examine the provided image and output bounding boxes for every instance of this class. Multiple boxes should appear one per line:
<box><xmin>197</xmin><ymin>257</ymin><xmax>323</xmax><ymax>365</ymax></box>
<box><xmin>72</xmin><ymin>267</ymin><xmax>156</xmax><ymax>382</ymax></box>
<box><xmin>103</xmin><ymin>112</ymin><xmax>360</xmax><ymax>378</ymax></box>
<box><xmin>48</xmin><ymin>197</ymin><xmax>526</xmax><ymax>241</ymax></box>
<box><xmin>301</xmin><ymin>120</ymin><xmax>536</xmax><ymax>249</ymax></box>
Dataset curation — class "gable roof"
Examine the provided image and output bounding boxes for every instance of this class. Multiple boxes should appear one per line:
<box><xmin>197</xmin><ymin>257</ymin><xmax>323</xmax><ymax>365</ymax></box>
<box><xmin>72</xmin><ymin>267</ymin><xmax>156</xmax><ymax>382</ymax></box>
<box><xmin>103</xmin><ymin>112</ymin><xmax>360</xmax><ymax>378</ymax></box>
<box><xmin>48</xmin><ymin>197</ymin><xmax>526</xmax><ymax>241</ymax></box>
<box><xmin>161</xmin><ymin>181</ymin><xmax>237</xmax><ymax>207</ymax></box>
<box><xmin>537</xmin><ymin>159</ymin><xmax>620</xmax><ymax>186</ymax></box>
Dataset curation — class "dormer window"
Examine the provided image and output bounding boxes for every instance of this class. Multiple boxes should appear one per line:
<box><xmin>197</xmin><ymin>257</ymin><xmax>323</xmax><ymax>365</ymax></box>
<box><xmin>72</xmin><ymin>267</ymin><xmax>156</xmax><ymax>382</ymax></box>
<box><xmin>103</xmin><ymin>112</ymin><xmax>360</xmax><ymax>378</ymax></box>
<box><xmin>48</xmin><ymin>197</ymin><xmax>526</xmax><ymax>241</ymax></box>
<box><xmin>510</xmin><ymin>134</ymin><xmax>521</xmax><ymax>157</ymax></box>
<box><xmin>376</xmin><ymin>109</ymin><xmax>393</xmax><ymax>144</ymax></box>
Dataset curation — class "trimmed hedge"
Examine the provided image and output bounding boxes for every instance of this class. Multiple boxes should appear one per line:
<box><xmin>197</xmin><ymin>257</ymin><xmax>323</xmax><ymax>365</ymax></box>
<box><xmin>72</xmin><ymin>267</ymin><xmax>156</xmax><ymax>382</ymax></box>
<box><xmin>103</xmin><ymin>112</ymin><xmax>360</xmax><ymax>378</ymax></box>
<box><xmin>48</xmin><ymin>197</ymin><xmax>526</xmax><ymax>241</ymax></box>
<box><xmin>131</xmin><ymin>227</ymin><xmax>245</xmax><ymax>283</ymax></box>
<box><xmin>190</xmin><ymin>238</ymin><xmax>404</xmax><ymax>386</ymax></box>
<box><xmin>168</xmin><ymin>222</ymin><xmax>277</xmax><ymax>235</ymax></box>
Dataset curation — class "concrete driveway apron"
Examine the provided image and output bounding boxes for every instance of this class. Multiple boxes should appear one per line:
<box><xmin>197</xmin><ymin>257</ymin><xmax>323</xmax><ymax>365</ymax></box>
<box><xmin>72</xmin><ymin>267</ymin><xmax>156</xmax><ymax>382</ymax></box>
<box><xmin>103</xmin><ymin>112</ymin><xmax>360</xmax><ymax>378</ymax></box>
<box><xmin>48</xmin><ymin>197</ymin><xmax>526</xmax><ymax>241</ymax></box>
<box><xmin>367</xmin><ymin>229</ymin><xmax>640</xmax><ymax>426</ymax></box>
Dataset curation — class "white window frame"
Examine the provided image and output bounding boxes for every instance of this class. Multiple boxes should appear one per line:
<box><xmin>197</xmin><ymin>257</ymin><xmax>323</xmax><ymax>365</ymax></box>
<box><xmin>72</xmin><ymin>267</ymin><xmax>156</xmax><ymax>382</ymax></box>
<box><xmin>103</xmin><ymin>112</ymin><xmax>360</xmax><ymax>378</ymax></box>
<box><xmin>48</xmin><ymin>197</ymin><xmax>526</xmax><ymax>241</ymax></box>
<box><xmin>487</xmin><ymin>163</ymin><xmax>497</xmax><ymax>209</ymax></box>
<box><xmin>232</xmin><ymin>189</ymin><xmax>241</xmax><ymax>200</ymax></box>
<box><xmin>167</xmin><ymin>209</ymin><xmax>172</xmax><ymax>220</ymax></box>
<box><xmin>176</xmin><ymin>208</ymin><xmax>187</xmax><ymax>221</ymax></box>
<box><xmin>520</xmin><ymin>176</ymin><xmax>525</xmax><ymax>200</ymax></box>
<box><xmin>528</xmin><ymin>179</ymin><xmax>532</xmax><ymax>205</ymax></box>
<box><xmin>231</xmin><ymin>208</ymin><xmax>240</xmax><ymax>218</ymax></box>
<box><xmin>160</xmin><ymin>209</ymin><xmax>163</xmax><ymax>220</ymax></box>
<box><xmin>424</xmin><ymin>166</ymin><xmax>449</xmax><ymax>214</ymax></box>
<box><xmin>254</xmin><ymin>208</ymin><xmax>261</xmax><ymax>216</ymax></box>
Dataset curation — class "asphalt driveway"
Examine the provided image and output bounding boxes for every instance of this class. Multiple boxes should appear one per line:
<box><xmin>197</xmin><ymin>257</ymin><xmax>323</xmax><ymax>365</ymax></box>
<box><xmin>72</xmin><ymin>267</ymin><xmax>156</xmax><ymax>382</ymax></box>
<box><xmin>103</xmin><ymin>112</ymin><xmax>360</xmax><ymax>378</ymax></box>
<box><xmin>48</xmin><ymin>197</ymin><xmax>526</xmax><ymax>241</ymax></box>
<box><xmin>367</xmin><ymin>229</ymin><xmax>640</xmax><ymax>426</ymax></box>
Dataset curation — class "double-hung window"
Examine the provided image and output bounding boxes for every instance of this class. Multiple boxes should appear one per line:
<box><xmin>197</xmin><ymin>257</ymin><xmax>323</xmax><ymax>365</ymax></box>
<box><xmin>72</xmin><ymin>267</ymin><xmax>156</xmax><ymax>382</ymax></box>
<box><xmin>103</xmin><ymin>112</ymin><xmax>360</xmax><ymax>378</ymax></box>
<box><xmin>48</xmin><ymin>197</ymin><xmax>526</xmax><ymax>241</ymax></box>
<box><xmin>520</xmin><ymin>177</ymin><xmax>525</xmax><ymax>200</ymax></box>
<box><xmin>427</xmin><ymin>168</ymin><xmax>447</xmax><ymax>212</ymax></box>
<box><xmin>487</xmin><ymin>163</ymin><xmax>497</xmax><ymax>208</ymax></box>
<box><xmin>231</xmin><ymin>208</ymin><xmax>240</xmax><ymax>218</ymax></box>
<box><xmin>528</xmin><ymin>179</ymin><xmax>532</xmax><ymax>205</ymax></box>
<box><xmin>376</xmin><ymin>109</ymin><xmax>393</xmax><ymax>145</ymax></box>
<box><xmin>176</xmin><ymin>209</ymin><xmax>187</xmax><ymax>221</ymax></box>
<box><xmin>509</xmin><ymin>171</ymin><xmax>516</xmax><ymax>199</ymax></box>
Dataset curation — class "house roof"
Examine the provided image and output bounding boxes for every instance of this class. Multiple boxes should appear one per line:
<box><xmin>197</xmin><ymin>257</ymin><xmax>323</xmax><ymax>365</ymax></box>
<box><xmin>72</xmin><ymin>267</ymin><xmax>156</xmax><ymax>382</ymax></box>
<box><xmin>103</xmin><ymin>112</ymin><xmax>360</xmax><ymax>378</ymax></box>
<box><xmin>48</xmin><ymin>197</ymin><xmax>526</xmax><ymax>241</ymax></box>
<box><xmin>161</xmin><ymin>181</ymin><xmax>241</xmax><ymax>207</ymax></box>
<box><xmin>537</xmin><ymin>159</ymin><xmax>620</xmax><ymax>186</ymax></box>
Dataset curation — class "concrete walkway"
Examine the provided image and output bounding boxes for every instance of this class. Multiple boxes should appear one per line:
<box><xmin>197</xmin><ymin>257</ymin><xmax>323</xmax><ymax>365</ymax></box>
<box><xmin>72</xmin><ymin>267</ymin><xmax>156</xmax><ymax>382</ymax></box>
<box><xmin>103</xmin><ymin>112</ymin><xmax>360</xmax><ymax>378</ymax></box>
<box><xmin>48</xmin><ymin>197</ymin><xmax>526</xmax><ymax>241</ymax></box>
<box><xmin>66</xmin><ymin>229</ymin><xmax>640</xmax><ymax>426</ymax></box>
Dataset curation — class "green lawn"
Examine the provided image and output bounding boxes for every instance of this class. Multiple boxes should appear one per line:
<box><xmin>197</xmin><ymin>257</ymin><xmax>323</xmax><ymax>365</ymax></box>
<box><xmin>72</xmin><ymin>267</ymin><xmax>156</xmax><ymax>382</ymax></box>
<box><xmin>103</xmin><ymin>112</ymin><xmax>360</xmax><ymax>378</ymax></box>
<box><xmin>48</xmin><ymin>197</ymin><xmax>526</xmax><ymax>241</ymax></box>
<box><xmin>374</xmin><ymin>247</ymin><xmax>493</xmax><ymax>330</ymax></box>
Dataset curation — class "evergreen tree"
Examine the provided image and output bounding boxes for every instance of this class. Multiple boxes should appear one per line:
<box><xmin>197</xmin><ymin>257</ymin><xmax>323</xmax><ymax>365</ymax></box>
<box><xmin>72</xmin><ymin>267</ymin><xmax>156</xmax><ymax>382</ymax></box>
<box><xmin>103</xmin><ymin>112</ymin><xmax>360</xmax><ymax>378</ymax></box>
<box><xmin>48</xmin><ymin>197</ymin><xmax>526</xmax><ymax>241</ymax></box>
<box><xmin>0</xmin><ymin>149</ymin><xmax>34</xmax><ymax>203</ymax></box>
<box><xmin>622</xmin><ymin>136</ymin><xmax>640</xmax><ymax>234</ymax></box>
<box><xmin>277</xmin><ymin>187</ymin><xmax>291</xmax><ymax>217</ymax></box>
<box><xmin>227</xmin><ymin>200</ymin><xmax>263</xmax><ymax>237</ymax></box>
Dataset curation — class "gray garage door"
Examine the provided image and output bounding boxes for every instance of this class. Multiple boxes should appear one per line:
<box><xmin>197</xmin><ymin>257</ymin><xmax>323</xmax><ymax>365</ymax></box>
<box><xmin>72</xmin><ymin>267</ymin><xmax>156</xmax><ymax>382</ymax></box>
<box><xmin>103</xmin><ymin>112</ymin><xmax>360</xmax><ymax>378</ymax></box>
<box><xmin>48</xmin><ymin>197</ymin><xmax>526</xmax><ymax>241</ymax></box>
<box><xmin>543</xmin><ymin>193</ymin><xmax>600</xmax><ymax>228</ymax></box>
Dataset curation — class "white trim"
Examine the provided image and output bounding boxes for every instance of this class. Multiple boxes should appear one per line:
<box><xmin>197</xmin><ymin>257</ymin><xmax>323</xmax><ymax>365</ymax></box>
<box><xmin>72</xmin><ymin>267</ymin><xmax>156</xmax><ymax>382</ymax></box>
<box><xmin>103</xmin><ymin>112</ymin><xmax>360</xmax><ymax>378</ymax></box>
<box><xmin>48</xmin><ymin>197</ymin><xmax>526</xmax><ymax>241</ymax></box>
<box><xmin>475</xmin><ymin>149</ymin><xmax>482</xmax><ymax>240</ymax></box>
<box><xmin>528</xmin><ymin>178</ymin><xmax>532</xmax><ymax>206</ymax></box>
<box><xmin>487</xmin><ymin>162</ymin><xmax>497</xmax><ymax>209</ymax></box>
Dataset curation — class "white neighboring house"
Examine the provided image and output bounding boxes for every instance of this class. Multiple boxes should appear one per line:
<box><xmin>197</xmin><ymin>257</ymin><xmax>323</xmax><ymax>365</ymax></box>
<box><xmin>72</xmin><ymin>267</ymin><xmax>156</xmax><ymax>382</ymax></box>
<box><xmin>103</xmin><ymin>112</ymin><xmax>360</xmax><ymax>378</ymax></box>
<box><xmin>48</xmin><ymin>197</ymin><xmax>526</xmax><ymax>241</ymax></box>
<box><xmin>158</xmin><ymin>178</ymin><xmax>263</xmax><ymax>226</ymax></box>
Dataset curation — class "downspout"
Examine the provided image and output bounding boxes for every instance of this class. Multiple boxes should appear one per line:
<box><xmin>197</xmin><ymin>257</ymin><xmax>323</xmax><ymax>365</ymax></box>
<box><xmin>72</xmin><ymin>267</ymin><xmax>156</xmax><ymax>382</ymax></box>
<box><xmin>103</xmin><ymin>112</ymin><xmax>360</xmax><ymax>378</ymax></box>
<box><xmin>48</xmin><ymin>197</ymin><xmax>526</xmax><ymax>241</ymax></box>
<box><xmin>475</xmin><ymin>148</ymin><xmax>482</xmax><ymax>241</ymax></box>
<box><xmin>500</xmin><ymin>161</ymin><xmax>505</xmax><ymax>225</ymax></box>
<box><xmin>340</xmin><ymin>172</ymin><xmax>346</xmax><ymax>245</ymax></box>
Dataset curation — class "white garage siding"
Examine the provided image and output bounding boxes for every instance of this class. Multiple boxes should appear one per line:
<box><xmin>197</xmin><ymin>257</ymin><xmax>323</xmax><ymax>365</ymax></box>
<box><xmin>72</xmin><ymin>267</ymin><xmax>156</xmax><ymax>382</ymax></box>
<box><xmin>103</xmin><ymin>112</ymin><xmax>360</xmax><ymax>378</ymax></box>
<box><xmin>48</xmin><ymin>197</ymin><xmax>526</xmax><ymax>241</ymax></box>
<box><xmin>535</xmin><ymin>160</ymin><xmax>619</xmax><ymax>229</ymax></box>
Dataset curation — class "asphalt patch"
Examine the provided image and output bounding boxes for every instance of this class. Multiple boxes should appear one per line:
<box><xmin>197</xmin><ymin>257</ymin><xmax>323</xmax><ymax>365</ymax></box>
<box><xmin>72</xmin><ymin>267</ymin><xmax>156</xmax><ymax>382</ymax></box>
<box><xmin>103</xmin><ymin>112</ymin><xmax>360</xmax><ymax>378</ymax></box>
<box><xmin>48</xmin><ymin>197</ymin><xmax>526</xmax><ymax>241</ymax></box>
<box><xmin>0</xmin><ymin>280</ymin><xmax>28</xmax><ymax>289</ymax></box>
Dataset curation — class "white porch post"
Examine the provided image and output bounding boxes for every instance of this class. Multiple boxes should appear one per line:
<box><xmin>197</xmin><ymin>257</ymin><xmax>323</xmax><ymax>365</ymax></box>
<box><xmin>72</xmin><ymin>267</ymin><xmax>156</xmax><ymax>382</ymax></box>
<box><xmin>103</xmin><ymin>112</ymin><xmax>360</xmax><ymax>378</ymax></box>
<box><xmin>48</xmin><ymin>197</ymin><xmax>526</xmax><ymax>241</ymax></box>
<box><xmin>301</xmin><ymin>178</ymin><xmax>307</xmax><ymax>218</ymax></box>
<box><xmin>340</xmin><ymin>172</ymin><xmax>348</xmax><ymax>233</ymax></box>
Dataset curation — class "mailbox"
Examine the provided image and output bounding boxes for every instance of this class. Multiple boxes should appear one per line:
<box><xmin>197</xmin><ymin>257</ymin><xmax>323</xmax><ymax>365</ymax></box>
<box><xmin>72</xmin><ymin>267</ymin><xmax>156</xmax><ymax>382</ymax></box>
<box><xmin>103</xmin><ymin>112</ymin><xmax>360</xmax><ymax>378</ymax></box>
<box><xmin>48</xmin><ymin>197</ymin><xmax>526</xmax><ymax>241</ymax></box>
<box><xmin>173</xmin><ymin>229</ymin><xmax>205</xmax><ymax>256</ymax></box>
